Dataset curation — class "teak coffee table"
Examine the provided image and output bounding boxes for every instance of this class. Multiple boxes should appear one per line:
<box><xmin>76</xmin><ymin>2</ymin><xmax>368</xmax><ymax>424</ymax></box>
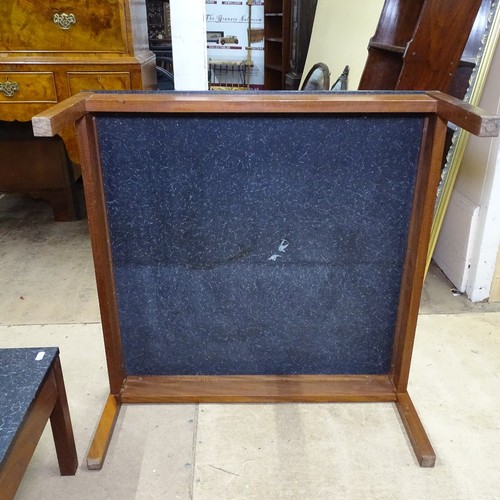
<box><xmin>0</xmin><ymin>347</ymin><xmax>78</xmax><ymax>499</ymax></box>
<box><xmin>32</xmin><ymin>91</ymin><xmax>499</xmax><ymax>470</ymax></box>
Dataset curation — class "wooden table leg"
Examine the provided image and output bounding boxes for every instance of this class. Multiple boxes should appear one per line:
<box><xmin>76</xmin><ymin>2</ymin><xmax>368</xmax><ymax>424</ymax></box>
<box><xmin>396</xmin><ymin>391</ymin><xmax>436</xmax><ymax>467</ymax></box>
<box><xmin>49</xmin><ymin>356</ymin><xmax>78</xmax><ymax>475</ymax></box>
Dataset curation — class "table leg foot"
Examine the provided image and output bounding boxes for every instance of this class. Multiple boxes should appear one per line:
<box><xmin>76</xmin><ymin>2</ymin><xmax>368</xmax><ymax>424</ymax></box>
<box><xmin>86</xmin><ymin>394</ymin><xmax>121</xmax><ymax>470</ymax></box>
<box><xmin>396</xmin><ymin>391</ymin><xmax>436</xmax><ymax>467</ymax></box>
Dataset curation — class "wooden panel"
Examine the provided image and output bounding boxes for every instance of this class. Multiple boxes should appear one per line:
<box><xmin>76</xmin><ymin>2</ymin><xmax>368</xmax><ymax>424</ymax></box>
<box><xmin>0</xmin><ymin>126</ymin><xmax>70</xmax><ymax>191</ymax></box>
<box><xmin>358</xmin><ymin>0</ymin><xmax>424</xmax><ymax>89</ymax></box>
<box><xmin>0</xmin><ymin>0</ymin><xmax>127</xmax><ymax>53</ymax></box>
<box><xmin>397</xmin><ymin>0</ymin><xmax>483</xmax><ymax>91</ymax></box>
<box><xmin>358</xmin><ymin>49</ymin><xmax>403</xmax><ymax>90</ymax></box>
<box><xmin>369</xmin><ymin>0</ymin><xmax>424</xmax><ymax>47</ymax></box>
<box><xmin>0</xmin><ymin>72</ymin><xmax>56</xmax><ymax>103</ymax></box>
<box><xmin>359</xmin><ymin>0</ymin><xmax>483</xmax><ymax>92</ymax></box>
<box><xmin>121</xmin><ymin>375</ymin><xmax>397</xmax><ymax>403</ymax></box>
<box><xmin>67</xmin><ymin>72</ymin><xmax>131</xmax><ymax>95</ymax></box>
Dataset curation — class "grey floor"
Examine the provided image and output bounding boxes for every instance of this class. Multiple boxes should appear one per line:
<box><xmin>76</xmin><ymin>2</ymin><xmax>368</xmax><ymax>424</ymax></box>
<box><xmin>1</xmin><ymin>193</ymin><xmax>499</xmax><ymax>500</ymax></box>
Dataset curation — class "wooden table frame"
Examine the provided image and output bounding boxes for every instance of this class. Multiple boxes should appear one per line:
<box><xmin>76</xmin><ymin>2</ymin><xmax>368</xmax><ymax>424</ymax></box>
<box><xmin>32</xmin><ymin>91</ymin><xmax>499</xmax><ymax>470</ymax></box>
<box><xmin>0</xmin><ymin>353</ymin><xmax>78</xmax><ymax>499</ymax></box>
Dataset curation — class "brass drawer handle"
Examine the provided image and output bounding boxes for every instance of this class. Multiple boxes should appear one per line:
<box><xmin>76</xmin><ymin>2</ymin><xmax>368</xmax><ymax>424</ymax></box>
<box><xmin>53</xmin><ymin>13</ymin><xmax>76</xmax><ymax>30</ymax></box>
<box><xmin>0</xmin><ymin>78</ymin><xmax>20</xmax><ymax>97</ymax></box>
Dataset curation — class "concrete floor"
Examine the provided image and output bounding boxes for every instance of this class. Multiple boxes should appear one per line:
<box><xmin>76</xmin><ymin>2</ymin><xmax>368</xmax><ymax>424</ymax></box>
<box><xmin>1</xmin><ymin>193</ymin><xmax>499</xmax><ymax>500</ymax></box>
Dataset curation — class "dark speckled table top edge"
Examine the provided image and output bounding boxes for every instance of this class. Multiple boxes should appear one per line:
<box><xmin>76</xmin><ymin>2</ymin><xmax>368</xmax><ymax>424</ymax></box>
<box><xmin>0</xmin><ymin>347</ymin><xmax>60</xmax><ymax>466</ymax></box>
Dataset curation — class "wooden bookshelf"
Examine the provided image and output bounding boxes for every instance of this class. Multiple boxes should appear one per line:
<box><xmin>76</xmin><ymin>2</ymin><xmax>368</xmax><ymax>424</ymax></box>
<box><xmin>358</xmin><ymin>0</ymin><xmax>483</xmax><ymax>92</ymax></box>
<box><xmin>264</xmin><ymin>0</ymin><xmax>291</xmax><ymax>89</ymax></box>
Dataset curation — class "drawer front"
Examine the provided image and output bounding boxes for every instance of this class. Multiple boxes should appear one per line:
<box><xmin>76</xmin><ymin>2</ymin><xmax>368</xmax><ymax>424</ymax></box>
<box><xmin>67</xmin><ymin>72</ymin><xmax>131</xmax><ymax>95</ymax></box>
<box><xmin>0</xmin><ymin>1</ymin><xmax>127</xmax><ymax>53</ymax></box>
<box><xmin>0</xmin><ymin>72</ymin><xmax>56</xmax><ymax>103</ymax></box>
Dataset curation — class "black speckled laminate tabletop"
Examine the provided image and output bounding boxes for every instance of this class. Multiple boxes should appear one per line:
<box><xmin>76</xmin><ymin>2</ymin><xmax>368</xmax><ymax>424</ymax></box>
<box><xmin>96</xmin><ymin>113</ymin><xmax>423</xmax><ymax>376</ymax></box>
<box><xmin>0</xmin><ymin>347</ymin><xmax>59</xmax><ymax>466</ymax></box>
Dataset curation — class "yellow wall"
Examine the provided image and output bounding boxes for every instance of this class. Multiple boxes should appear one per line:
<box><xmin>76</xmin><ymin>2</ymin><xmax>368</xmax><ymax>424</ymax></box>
<box><xmin>302</xmin><ymin>0</ymin><xmax>384</xmax><ymax>89</ymax></box>
<box><xmin>491</xmin><ymin>248</ymin><xmax>500</xmax><ymax>301</ymax></box>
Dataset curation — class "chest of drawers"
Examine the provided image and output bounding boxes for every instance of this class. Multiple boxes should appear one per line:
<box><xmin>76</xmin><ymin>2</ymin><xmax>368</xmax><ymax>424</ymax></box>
<box><xmin>0</xmin><ymin>0</ymin><xmax>156</xmax><ymax>219</ymax></box>
<box><xmin>1</xmin><ymin>1</ymin><xmax>127</xmax><ymax>53</ymax></box>
<box><xmin>0</xmin><ymin>0</ymin><xmax>156</xmax><ymax>158</ymax></box>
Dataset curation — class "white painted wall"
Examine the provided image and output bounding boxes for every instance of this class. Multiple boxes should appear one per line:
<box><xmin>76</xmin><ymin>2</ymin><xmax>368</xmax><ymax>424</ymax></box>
<box><xmin>434</xmin><ymin>191</ymin><xmax>480</xmax><ymax>292</ymax></box>
<box><xmin>170</xmin><ymin>0</ymin><xmax>208</xmax><ymax>90</ymax></box>
<box><xmin>302</xmin><ymin>0</ymin><xmax>384</xmax><ymax>89</ymax></box>
<box><xmin>436</xmin><ymin>44</ymin><xmax>500</xmax><ymax>302</ymax></box>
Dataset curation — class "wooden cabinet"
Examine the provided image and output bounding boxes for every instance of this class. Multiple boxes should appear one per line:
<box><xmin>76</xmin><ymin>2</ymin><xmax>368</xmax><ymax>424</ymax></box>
<box><xmin>0</xmin><ymin>120</ymin><xmax>79</xmax><ymax>221</ymax></box>
<box><xmin>0</xmin><ymin>0</ymin><xmax>156</xmax><ymax>220</ymax></box>
<box><xmin>0</xmin><ymin>0</ymin><xmax>156</xmax><ymax>156</ymax></box>
<box><xmin>0</xmin><ymin>72</ymin><xmax>57</xmax><ymax>104</ymax></box>
<box><xmin>0</xmin><ymin>1</ymin><xmax>128</xmax><ymax>53</ymax></box>
<box><xmin>67</xmin><ymin>72</ymin><xmax>132</xmax><ymax>95</ymax></box>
